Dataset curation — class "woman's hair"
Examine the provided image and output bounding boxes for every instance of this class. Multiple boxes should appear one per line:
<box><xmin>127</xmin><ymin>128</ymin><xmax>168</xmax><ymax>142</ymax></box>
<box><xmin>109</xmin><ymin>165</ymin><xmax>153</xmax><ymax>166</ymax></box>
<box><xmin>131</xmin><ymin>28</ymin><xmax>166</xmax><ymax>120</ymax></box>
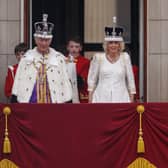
<box><xmin>102</xmin><ymin>41</ymin><xmax>125</xmax><ymax>54</ymax></box>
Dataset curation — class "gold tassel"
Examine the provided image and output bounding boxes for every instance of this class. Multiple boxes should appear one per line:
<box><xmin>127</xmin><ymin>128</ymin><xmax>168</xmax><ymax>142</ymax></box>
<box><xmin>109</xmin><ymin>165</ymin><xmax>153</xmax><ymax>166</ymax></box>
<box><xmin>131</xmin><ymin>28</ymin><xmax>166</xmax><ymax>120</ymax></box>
<box><xmin>0</xmin><ymin>159</ymin><xmax>19</xmax><ymax>168</ymax></box>
<box><xmin>136</xmin><ymin>105</ymin><xmax>145</xmax><ymax>153</ymax></box>
<box><xmin>3</xmin><ymin>106</ymin><xmax>12</xmax><ymax>154</ymax></box>
<box><xmin>3</xmin><ymin>136</ymin><xmax>11</xmax><ymax>154</ymax></box>
<box><xmin>137</xmin><ymin>136</ymin><xmax>145</xmax><ymax>153</ymax></box>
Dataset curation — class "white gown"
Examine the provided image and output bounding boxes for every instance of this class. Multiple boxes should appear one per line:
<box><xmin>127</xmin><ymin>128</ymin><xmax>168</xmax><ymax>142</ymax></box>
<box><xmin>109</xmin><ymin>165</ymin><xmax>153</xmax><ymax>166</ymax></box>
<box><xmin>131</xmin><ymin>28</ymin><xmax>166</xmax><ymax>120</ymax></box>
<box><xmin>88</xmin><ymin>52</ymin><xmax>136</xmax><ymax>103</ymax></box>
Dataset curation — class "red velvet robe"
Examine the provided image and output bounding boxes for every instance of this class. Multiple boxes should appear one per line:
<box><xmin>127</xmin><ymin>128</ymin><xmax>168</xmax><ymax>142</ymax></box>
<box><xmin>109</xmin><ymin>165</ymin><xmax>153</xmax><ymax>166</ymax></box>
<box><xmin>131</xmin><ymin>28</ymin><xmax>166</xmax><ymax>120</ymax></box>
<box><xmin>4</xmin><ymin>64</ymin><xmax>18</xmax><ymax>98</ymax></box>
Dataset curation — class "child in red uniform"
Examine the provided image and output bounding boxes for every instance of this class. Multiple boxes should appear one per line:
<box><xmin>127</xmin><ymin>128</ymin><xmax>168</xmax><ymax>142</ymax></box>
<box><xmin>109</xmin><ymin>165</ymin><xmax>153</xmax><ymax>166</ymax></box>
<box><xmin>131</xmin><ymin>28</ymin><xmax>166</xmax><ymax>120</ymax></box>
<box><xmin>66</xmin><ymin>37</ymin><xmax>90</xmax><ymax>103</ymax></box>
<box><xmin>4</xmin><ymin>42</ymin><xmax>28</xmax><ymax>98</ymax></box>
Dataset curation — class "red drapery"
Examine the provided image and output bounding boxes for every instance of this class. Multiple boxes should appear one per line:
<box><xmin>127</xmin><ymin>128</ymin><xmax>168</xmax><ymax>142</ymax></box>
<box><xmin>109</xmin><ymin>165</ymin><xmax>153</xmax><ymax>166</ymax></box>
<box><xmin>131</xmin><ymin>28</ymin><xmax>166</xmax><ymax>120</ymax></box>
<box><xmin>0</xmin><ymin>103</ymin><xmax>168</xmax><ymax>167</ymax></box>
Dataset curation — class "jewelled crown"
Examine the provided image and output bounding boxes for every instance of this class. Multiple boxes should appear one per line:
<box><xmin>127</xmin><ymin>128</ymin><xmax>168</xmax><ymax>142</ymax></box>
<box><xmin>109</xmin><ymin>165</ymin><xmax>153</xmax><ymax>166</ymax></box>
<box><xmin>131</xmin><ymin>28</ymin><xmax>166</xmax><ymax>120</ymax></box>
<box><xmin>104</xmin><ymin>16</ymin><xmax>124</xmax><ymax>42</ymax></box>
<box><xmin>34</xmin><ymin>14</ymin><xmax>54</xmax><ymax>39</ymax></box>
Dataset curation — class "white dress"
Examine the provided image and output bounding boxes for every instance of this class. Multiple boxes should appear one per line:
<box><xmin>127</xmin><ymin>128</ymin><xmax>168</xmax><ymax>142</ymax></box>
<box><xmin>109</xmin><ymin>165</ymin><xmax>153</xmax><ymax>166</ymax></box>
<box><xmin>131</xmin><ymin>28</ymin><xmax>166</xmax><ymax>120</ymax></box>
<box><xmin>87</xmin><ymin>52</ymin><xmax>136</xmax><ymax>103</ymax></box>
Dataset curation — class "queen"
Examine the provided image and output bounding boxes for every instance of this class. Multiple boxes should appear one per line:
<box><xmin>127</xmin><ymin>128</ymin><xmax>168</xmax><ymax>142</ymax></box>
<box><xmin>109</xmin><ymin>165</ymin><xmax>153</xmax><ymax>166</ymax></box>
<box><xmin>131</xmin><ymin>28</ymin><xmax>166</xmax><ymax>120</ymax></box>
<box><xmin>88</xmin><ymin>17</ymin><xmax>136</xmax><ymax>103</ymax></box>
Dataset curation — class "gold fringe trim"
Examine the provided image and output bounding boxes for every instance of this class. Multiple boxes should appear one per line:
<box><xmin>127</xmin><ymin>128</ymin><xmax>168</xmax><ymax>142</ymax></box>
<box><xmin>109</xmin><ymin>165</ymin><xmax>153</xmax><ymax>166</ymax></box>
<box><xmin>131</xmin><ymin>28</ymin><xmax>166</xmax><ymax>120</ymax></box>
<box><xmin>0</xmin><ymin>159</ymin><xmax>19</xmax><ymax>168</ymax></box>
<box><xmin>127</xmin><ymin>157</ymin><xmax>157</xmax><ymax>168</ymax></box>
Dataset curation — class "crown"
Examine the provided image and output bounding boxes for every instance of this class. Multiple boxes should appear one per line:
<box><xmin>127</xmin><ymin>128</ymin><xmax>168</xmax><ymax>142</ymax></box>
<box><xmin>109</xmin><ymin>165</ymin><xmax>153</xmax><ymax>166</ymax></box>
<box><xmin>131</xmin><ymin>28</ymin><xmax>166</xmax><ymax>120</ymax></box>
<box><xmin>104</xmin><ymin>16</ymin><xmax>124</xmax><ymax>42</ymax></box>
<box><xmin>34</xmin><ymin>14</ymin><xmax>54</xmax><ymax>39</ymax></box>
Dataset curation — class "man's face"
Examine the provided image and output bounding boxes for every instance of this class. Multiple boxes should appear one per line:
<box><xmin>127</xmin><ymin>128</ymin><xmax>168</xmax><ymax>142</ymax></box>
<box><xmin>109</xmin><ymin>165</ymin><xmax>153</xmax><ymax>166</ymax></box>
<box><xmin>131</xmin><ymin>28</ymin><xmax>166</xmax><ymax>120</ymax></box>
<box><xmin>16</xmin><ymin>51</ymin><xmax>25</xmax><ymax>62</ymax></box>
<box><xmin>35</xmin><ymin>37</ymin><xmax>52</xmax><ymax>54</ymax></box>
<box><xmin>67</xmin><ymin>41</ymin><xmax>82</xmax><ymax>57</ymax></box>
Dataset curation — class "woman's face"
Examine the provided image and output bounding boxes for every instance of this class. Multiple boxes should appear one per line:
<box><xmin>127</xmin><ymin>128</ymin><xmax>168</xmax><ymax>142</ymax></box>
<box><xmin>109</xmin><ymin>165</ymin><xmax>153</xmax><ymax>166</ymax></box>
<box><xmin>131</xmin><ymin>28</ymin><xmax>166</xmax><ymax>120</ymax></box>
<box><xmin>107</xmin><ymin>41</ymin><xmax>120</xmax><ymax>54</ymax></box>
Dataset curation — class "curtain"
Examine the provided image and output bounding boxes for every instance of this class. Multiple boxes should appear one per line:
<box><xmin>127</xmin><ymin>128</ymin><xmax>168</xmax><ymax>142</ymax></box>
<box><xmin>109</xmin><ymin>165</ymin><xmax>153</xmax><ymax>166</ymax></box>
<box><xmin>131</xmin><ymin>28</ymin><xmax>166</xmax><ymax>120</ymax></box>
<box><xmin>0</xmin><ymin>103</ymin><xmax>167</xmax><ymax>167</ymax></box>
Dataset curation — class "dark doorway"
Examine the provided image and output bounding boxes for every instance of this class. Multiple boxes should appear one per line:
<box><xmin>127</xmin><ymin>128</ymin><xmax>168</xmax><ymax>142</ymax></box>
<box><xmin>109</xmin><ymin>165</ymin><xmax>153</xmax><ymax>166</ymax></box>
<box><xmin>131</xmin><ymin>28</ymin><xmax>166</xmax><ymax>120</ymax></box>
<box><xmin>32</xmin><ymin>0</ymin><xmax>84</xmax><ymax>54</ymax></box>
<box><xmin>130</xmin><ymin>0</ymin><xmax>139</xmax><ymax>66</ymax></box>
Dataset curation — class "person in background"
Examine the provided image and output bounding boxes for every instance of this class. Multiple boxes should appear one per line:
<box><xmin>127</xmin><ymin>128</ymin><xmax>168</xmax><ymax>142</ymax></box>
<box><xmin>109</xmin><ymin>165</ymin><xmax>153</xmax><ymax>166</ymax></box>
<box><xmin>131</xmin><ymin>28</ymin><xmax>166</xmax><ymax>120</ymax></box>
<box><xmin>124</xmin><ymin>46</ymin><xmax>140</xmax><ymax>102</ymax></box>
<box><xmin>66</xmin><ymin>37</ymin><xmax>90</xmax><ymax>103</ymax></box>
<box><xmin>11</xmin><ymin>14</ymin><xmax>72</xmax><ymax>103</ymax></box>
<box><xmin>4</xmin><ymin>42</ymin><xmax>28</xmax><ymax>99</ymax></box>
<box><xmin>132</xmin><ymin>64</ymin><xmax>139</xmax><ymax>101</ymax></box>
<box><xmin>87</xmin><ymin>16</ymin><xmax>136</xmax><ymax>103</ymax></box>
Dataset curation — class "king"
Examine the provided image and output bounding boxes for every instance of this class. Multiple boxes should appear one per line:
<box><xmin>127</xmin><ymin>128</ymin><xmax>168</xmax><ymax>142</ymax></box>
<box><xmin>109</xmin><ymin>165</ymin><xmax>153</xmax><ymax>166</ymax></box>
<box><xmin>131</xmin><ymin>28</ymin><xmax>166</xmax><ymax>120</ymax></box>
<box><xmin>11</xmin><ymin>14</ymin><xmax>72</xmax><ymax>103</ymax></box>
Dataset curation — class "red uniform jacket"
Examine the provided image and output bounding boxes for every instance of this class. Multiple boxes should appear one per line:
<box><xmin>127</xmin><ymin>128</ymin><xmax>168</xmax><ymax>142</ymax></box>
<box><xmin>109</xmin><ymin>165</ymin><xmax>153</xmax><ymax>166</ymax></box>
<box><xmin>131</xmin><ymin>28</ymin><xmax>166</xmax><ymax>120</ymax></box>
<box><xmin>76</xmin><ymin>55</ymin><xmax>90</xmax><ymax>103</ymax></box>
<box><xmin>4</xmin><ymin>64</ymin><xmax>18</xmax><ymax>98</ymax></box>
